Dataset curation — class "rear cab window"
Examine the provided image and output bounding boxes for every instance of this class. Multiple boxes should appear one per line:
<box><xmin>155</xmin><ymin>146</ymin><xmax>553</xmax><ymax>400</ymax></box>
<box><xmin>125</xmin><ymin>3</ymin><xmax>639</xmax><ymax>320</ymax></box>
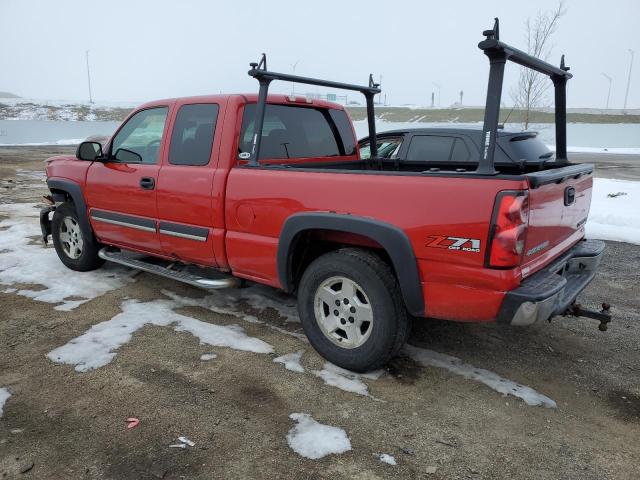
<box><xmin>239</xmin><ymin>104</ymin><xmax>356</xmax><ymax>163</ymax></box>
<box><xmin>169</xmin><ymin>103</ymin><xmax>219</xmax><ymax>166</ymax></box>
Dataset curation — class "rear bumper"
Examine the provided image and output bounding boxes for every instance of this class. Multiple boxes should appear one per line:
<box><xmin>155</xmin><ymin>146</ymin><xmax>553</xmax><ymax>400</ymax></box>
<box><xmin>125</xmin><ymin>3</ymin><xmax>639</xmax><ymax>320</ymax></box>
<box><xmin>497</xmin><ymin>239</ymin><xmax>605</xmax><ymax>326</ymax></box>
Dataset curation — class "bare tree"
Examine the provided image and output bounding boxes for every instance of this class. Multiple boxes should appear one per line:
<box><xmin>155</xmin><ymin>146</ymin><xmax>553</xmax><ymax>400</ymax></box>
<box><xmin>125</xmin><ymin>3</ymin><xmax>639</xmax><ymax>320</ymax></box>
<box><xmin>510</xmin><ymin>2</ymin><xmax>567</xmax><ymax>129</ymax></box>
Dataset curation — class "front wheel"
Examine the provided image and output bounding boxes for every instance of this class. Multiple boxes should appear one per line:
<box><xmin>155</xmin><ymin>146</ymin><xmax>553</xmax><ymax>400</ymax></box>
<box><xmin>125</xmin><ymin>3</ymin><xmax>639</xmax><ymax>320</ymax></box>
<box><xmin>297</xmin><ymin>248</ymin><xmax>409</xmax><ymax>372</ymax></box>
<box><xmin>51</xmin><ymin>202</ymin><xmax>104</xmax><ymax>272</ymax></box>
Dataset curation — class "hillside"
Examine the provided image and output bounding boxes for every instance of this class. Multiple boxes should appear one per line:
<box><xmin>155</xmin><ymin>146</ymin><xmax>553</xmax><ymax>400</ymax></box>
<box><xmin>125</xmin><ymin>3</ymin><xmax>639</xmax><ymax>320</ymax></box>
<box><xmin>0</xmin><ymin>100</ymin><xmax>133</xmax><ymax>122</ymax></box>
<box><xmin>1</xmin><ymin>99</ymin><xmax>639</xmax><ymax>124</ymax></box>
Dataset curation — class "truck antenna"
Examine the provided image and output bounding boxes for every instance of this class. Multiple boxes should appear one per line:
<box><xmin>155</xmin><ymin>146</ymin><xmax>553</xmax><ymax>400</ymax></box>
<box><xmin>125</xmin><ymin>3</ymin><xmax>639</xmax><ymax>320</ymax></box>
<box><xmin>85</xmin><ymin>50</ymin><xmax>94</xmax><ymax>104</ymax></box>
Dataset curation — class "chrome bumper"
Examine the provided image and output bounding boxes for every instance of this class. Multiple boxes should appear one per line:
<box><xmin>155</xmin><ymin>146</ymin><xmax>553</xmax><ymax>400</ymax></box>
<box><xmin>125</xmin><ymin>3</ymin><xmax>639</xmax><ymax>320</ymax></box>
<box><xmin>497</xmin><ymin>239</ymin><xmax>605</xmax><ymax>326</ymax></box>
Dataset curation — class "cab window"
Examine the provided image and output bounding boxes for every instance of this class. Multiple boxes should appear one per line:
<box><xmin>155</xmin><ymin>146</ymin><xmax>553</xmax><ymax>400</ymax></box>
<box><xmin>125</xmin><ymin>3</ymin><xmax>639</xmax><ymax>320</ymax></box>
<box><xmin>239</xmin><ymin>104</ymin><xmax>350</xmax><ymax>160</ymax></box>
<box><xmin>406</xmin><ymin>135</ymin><xmax>454</xmax><ymax>162</ymax></box>
<box><xmin>110</xmin><ymin>107</ymin><xmax>168</xmax><ymax>164</ymax></box>
<box><xmin>169</xmin><ymin>103</ymin><xmax>219</xmax><ymax>166</ymax></box>
<box><xmin>450</xmin><ymin>138</ymin><xmax>471</xmax><ymax>162</ymax></box>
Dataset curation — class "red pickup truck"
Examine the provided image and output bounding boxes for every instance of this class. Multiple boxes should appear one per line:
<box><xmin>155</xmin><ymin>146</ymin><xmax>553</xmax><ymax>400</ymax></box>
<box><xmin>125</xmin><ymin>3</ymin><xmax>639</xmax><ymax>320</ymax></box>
<box><xmin>40</xmin><ymin>20</ymin><xmax>609</xmax><ymax>371</ymax></box>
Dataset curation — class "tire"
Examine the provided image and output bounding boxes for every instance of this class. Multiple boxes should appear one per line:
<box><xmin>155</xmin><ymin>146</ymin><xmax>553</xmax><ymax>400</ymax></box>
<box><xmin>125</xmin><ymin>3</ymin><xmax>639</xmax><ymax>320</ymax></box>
<box><xmin>51</xmin><ymin>201</ymin><xmax>104</xmax><ymax>272</ymax></box>
<box><xmin>297</xmin><ymin>248</ymin><xmax>410</xmax><ymax>372</ymax></box>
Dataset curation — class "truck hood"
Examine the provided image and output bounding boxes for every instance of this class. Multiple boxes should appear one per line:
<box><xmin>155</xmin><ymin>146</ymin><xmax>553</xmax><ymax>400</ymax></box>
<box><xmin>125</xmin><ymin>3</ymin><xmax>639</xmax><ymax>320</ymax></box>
<box><xmin>45</xmin><ymin>154</ymin><xmax>90</xmax><ymax>182</ymax></box>
<box><xmin>45</xmin><ymin>154</ymin><xmax>77</xmax><ymax>165</ymax></box>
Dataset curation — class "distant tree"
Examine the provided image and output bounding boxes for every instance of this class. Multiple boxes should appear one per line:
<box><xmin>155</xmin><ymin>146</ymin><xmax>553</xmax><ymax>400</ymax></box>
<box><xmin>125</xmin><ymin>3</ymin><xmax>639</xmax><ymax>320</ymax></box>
<box><xmin>510</xmin><ymin>2</ymin><xmax>567</xmax><ymax>129</ymax></box>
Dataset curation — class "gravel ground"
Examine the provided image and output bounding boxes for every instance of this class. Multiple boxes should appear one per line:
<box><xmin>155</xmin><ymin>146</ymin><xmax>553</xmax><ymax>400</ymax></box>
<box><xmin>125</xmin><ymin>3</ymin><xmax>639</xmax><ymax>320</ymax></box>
<box><xmin>0</xmin><ymin>147</ymin><xmax>638</xmax><ymax>479</ymax></box>
<box><xmin>571</xmin><ymin>152</ymin><xmax>640</xmax><ymax>181</ymax></box>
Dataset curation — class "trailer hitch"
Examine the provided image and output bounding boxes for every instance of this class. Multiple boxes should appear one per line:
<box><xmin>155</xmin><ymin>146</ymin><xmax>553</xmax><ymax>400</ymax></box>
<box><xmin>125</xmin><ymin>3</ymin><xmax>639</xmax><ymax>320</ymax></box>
<box><xmin>563</xmin><ymin>303</ymin><xmax>612</xmax><ymax>331</ymax></box>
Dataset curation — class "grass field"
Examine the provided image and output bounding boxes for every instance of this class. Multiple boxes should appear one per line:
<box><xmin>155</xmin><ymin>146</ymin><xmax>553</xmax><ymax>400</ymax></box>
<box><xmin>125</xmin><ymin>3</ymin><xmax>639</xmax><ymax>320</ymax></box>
<box><xmin>346</xmin><ymin>107</ymin><xmax>640</xmax><ymax>124</ymax></box>
<box><xmin>2</xmin><ymin>101</ymin><xmax>640</xmax><ymax>124</ymax></box>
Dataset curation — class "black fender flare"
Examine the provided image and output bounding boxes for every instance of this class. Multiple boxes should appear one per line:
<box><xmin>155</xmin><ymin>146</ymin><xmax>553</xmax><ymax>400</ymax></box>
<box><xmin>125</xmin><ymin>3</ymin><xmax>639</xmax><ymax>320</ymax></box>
<box><xmin>277</xmin><ymin>212</ymin><xmax>425</xmax><ymax>317</ymax></box>
<box><xmin>47</xmin><ymin>178</ymin><xmax>93</xmax><ymax>239</ymax></box>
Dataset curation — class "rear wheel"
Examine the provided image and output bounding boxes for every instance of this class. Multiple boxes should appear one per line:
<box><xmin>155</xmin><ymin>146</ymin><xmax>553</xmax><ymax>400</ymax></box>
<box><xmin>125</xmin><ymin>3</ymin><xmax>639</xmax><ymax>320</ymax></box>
<box><xmin>51</xmin><ymin>202</ymin><xmax>104</xmax><ymax>272</ymax></box>
<box><xmin>297</xmin><ymin>248</ymin><xmax>409</xmax><ymax>372</ymax></box>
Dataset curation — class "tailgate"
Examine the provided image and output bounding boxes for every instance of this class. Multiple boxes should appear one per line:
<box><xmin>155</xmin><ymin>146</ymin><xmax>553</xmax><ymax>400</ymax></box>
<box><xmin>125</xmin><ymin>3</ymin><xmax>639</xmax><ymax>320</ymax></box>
<box><xmin>521</xmin><ymin>164</ymin><xmax>594</xmax><ymax>278</ymax></box>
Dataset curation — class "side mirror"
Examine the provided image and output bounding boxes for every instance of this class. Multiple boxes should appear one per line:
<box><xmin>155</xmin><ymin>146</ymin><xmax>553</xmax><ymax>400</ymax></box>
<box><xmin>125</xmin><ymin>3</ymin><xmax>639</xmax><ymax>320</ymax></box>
<box><xmin>76</xmin><ymin>141</ymin><xmax>103</xmax><ymax>161</ymax></box>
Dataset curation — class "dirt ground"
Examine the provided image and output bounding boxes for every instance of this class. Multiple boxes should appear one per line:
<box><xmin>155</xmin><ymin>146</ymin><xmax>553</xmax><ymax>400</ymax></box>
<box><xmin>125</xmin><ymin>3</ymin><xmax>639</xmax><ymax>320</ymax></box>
<box><xmin>1</xmin><ymin>147</ymin><xmax>639</xmax><ymax>480</ymax></box>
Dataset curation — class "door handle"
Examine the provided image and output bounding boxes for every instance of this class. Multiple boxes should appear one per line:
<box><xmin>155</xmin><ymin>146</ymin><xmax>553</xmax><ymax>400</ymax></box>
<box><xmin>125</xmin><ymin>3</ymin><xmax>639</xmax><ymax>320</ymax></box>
<box><xmin>564</xmin><ymin>186</ymin><xmax>575</xmax><ymax>206</ymax></box>
<box><xmin>140</xmin><ymin>177</ymin><xmax>155</xmax><ymax>190</ymax></box>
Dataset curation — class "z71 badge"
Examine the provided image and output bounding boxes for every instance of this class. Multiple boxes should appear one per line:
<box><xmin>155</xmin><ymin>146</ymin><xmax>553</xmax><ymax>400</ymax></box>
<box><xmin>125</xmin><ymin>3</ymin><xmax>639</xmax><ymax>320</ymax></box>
<box><xmin>426</xmin><ymin>235</ymin><xmax>481</xmax><ymax>253</ymax></box>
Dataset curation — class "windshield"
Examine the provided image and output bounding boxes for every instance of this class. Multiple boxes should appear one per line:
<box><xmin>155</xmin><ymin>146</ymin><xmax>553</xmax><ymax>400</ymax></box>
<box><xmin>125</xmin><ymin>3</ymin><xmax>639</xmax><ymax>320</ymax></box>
<box><xmin>359</xmin><ymin>137</ymin><xmax>403</xmax><ymax>160</ymax></box>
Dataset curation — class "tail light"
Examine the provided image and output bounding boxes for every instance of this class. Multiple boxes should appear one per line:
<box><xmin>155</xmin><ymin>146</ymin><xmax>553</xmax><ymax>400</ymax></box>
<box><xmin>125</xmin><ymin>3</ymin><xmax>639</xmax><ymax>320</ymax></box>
<box><xmin>486</xmin><ymin>191</ymin><xmax>529</xmax><ymax>268</ymax></box>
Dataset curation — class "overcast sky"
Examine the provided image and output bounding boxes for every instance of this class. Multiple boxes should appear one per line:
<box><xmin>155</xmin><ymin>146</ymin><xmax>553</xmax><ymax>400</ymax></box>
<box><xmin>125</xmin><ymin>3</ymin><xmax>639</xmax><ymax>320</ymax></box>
<box><xmin>1</xmin><ymin>0</ymin><xmax>638</xmax><ymax>108</ymax></box>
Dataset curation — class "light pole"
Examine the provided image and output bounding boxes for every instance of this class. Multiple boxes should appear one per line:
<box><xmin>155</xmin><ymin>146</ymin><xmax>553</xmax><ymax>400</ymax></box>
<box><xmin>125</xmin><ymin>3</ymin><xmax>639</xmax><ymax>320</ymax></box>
<box><xmin>432</xmin><ymin>82</ymin><xmax>441</xmax><ymax>107</ymax></box>
<box><xmin>601</xmin><ymin>73</ymin><xmax>612</xmax><ymax>109</ymax></box>
<box><xmin>86</xmin><ymin>50</ymin><xmax>93</xmax><ymax>104</ymax></box>
<box><xmin>623</xmin><ymin>49</ymin><xmax>635</xmax><ymax>112</ymax></box>
<box><xmin>290</xmin><ymin>60</ymin><xmax>300</xmax><ymax>96</ymax></box>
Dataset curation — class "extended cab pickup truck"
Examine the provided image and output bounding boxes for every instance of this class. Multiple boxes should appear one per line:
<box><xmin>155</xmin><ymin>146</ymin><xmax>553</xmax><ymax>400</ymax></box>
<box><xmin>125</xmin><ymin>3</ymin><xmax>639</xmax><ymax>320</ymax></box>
<box><xmin>40</xmin><ymin>20</ymin><xmax>609</xmax><ymax>371</ymax></box>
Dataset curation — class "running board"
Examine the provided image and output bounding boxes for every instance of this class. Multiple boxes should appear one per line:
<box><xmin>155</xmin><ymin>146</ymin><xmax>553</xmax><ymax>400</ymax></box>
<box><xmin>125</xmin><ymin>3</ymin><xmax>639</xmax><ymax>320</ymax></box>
<box><xmin>98</xmin><ymin>248</ymin><xmax>240</xmax><ymax>290</ymax></box>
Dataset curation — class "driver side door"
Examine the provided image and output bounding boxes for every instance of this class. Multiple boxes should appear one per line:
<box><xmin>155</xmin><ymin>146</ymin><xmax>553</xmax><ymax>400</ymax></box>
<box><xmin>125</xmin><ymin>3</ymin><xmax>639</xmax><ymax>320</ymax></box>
<box><xmin>85</xmin><ymin>106</ymin><xmax>170</xmax><ymax>254</ymax></box>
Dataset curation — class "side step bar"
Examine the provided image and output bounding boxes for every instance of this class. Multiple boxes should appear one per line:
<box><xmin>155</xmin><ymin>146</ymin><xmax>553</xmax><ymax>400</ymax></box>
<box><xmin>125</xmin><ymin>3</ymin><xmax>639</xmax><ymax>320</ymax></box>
<box><xmin>98</xmin><ymin>248</ymin><xmax>240</xmax><ymax>290</ymax></box>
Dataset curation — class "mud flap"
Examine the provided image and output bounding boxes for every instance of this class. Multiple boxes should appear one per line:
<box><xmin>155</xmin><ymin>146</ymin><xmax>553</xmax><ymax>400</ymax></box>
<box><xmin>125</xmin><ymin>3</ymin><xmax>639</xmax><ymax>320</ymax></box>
<box><xmin>40</xmin><ymin>206</ymin><xmax>55</xmax><ymax>244</ymax></box>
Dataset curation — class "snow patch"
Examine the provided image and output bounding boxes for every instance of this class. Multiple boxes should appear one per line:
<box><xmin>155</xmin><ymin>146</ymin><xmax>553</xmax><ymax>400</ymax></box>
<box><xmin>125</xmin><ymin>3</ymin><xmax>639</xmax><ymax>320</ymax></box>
<box><xmin>378</xmin><ymin>453</ymin><xmax>397</xmax><ymax>465</ymax></box>
<box><xmin>47</xmin><ymin>299</ymin><xmax>273</xmax><ymax>372</ymax></box>
<box><xmin>405</xmin><ymin>345</ymin><xmax>557</xmax><ymax>408</ymax></box>
<box><xmin>273</xmin><ymin>350</ymin><xmax>305</xmax><ymax>373</ymax></box>
<box><xmin>0</xmin><ymin>203</ymin><xmax>132</xmax><ymax>310</ymax></box>
<box><xmin>287</xmin><ymin>413</ymin><xmax>351</xmax><ymax>459</ymax></box>
<box><xmin>162</xmin><ymin>286</ymin><xmax>299</xmax><ymax>323</ymax></box>
<box><xmin>586</xmin><ymin>178</ymin><xmax>640</xmax><ymax>245</ymax></box>
<box><xmin>0</xmin><ymin>388</ymin><xmax>11</xmax><ymax>417</ymax></box>
<box><xmin>0</xmin><ymin>97</ymin><xmax>135</xmax><ymax>122</ymax></box>
<box><xmin>312</xmin><ymin>362</ymin><xmax>384</xmax><ymax>397</ymax></box>
<box><xmin>547</xmin><ymin>145</ymin><xmax>640</xmax><ymax>155</ymax></box>
<box><xmin>200</xmin><ymin>353</ymin><xmax>217</xmax><ymax>361</ymax></box>
<box><xmin>15</xmin><ymin>169</ymin><xmax>46</xmax><ymax>180</ymax></box>
<box><xmin>162</xmin><ymin>289</ymin><xmax>307</xmax><ymax>341</ymax></box>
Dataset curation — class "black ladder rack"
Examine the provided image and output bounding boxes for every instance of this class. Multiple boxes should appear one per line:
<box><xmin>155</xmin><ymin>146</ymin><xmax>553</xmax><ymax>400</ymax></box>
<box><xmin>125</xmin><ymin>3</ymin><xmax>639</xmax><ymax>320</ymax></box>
<box><xmin>477</xmin><ymin>17</ymin><xmax>573</xmax><ymax>175</ymax></box>
<box><xmin>246</xmin><ymin>53</ymin><xmax>381</xmax><ymax>166</ymax></box>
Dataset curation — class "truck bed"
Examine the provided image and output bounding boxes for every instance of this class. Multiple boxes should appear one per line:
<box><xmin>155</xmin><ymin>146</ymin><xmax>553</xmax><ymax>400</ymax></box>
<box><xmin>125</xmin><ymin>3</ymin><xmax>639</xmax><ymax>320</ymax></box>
<box><xmin>255</xmin><ymin>157</ymin><xmax>593</xmax><ymax>178</ymax></box>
